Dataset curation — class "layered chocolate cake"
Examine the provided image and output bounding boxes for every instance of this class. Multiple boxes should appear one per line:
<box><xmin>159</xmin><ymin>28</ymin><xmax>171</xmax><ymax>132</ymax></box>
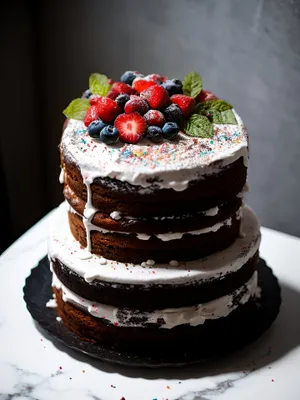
<box><xmin>48</xmin><ymin>70</ymin><xmax>263</xmax><ymax>355</ymax></box>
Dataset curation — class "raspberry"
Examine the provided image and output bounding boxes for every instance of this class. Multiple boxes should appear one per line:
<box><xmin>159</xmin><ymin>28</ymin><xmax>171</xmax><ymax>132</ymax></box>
<box><xmin>144</xmin><ymin>110</ymin><xmax>165</xmax><ymax>126</ymax></box>
<box><xmin>124</xmin><ymin>95</ymin><xmax>149</xmax><ymax>115</ymax></box>
<box><xmin>196</xmin><ymin>90</ymin><xmax>218</xmax><ymax>102</ymax></box>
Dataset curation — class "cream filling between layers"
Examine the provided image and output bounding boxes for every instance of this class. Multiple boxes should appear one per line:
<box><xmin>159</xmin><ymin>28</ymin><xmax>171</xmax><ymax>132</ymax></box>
<box><xmin>51</xmin><ymin>271</ymin><xmax>259</xmax><ymax>329</ymax></box>
<box><xmin>66</xmin><ymin>201</ymin><xmax>237</xmax><ymax>241</ymax></box>
<box><xmin>48</xmin><ymin>203</ymin><xmax>261</xmax><ymax>286</ymax></box>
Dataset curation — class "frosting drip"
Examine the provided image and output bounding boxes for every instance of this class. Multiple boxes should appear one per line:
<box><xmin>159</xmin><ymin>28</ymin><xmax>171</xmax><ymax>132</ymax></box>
<box><xmin>48</xmin><ymin>203</ymin><xmax>261</xmax><ymax>286</ymax></box>
<box><xmin>51</xmin><ymin>271</ymin><xmax>258</xmax><ymax>329</ymax></box>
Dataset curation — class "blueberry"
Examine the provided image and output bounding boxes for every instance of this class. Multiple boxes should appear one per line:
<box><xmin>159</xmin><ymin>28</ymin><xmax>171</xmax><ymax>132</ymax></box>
<box><xmin>88</xmin><ymin>119</ymin><xmax>107</xmax><ymax>138</ymax></box>
<box><xmin>100</xmin><ymin>125</ymin><xmax>119</xmax><ymax>144</ymax></box>
<box><xmin>146</xmin><ymin>126</ymin><xmax>163</xmax><ymax>143</ymax></box>
<box><xmin>116</xmin><ymin>94</ymin><xmax>130</xmax><ymax>109</ymax></box>
<box><xmin>120</xmin><ymin>71</ymin><xmax>142</xmax><ymax>85</ymax></box>
<box><xmin>162</xmin><ymin>122</ymin><xmax>179</xmax><ymax>139</ymax></box>
<box><xmin>162</xmin><ymin>79</ymin><xmax>183</xmax><ymax>96</ymax></box>
<box><xmin>163</xmin><ymin>104</ymin><xmax>182</xmax><ymax>124</ymax></box>
<box><xmin>82</xmin><ymin>89</ymin><xmax>92</xmax><ymax>99</ymax></box>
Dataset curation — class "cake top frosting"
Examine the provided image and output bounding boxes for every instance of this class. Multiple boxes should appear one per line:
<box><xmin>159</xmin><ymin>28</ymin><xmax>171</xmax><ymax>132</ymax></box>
<box><xmin>61</xmin><ymin>71</ymin><xmax>248</xmax><ymax>190</ymax></box>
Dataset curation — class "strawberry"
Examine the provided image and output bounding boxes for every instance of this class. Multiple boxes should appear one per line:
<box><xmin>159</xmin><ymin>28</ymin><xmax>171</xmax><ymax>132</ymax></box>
<box><xmin>111</xmin><ymin>82</ymin><xmax>136</xmax><ymax>96</ymax></box>
<box><xmin>89</xmin><ymin>95</ymin><xmax>101</xmax><ymax>105</ymax></box>
<box><xmin>95</xmin><ymin>97</ymin><xmax>121</xmax><ymax>122</ymax></box>
<box><xmin>124</xmin><ymin>95</ymin><xmax>149</xmax><ymax>115</ymax></box>
<box><xmin>170</xmin><ymin>94</ymin><xmax>195</xmax><ymax>118</ymax></box>
<box><xmin>84</xmin><ymin>105</ymin><xmax>98</xmax><ymax>127</ymax></box>
<box><xmin>132</xmin><ymin>77</ymin><xmax>157</xmax><ymax>93</ymax></box>
<box><xmin>108</xmin><ymin>78</ymin><xmax>114</xmax><ymax>85</ymax></box>
<box><xmin>114</xmin><ymin>112</ymin><xmax>147</xmax><ymax>144</ymax></box>
<box><xmin>106</xmin><ymin>90</ymin><xmax>120</xmax><ymax>100</ymax></box>
<box><xmin>196</xmin><ymin>90</ymin><xmax>218</xmax><ymax>102</ymax></box>
<box><xmin>140</xmin><ymin>85</ymin><xmax>169</xmax><ymax>110</ymax></box>
<box><xmin>144</xmin><ymin>110</ymin><xmax>165</xmax><ymax>126</ymax></box>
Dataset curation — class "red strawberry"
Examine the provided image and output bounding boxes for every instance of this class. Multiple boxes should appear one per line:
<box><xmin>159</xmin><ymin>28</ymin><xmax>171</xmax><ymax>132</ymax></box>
<box><xmin>144</xmin><ymin>110</ymin><xmax>165</xmax><ymax>126</ymax></box>
<box><xmin>170</xmin><ymin>94</ymin><xmax>195</xmax><ymax>118</ymax></box>
<box><xmin>161</xmin><ymin>75</ymin><xmax>169</xmax><ymax>82</ymax></box>
<box><xmin>108</xmin><ymin>78</ymin><xmax>114</xmax><ymax>85</ymax></box>
<box><xmin>132</xmin><ymin>78</ymin><xmax>157</xmax><ymax>93</ymax></box>
<box><xmin>96</xmin><ymin>97</ymin><xmax>121</xmax><ymax>122</ymax></box>
<box><xmin>140</xmin><ymin>85</ymin><xmax>169</xmax><ymax>110</ymax></box>
<box><xmin>124</xmin><ymin>95</ymin><xmax>149</xmax><ymax>115</ymax></box>
<box><xmin>114</xmin><ymin>112</ymin><xmax>147</xmax><ymax>144</ymax></box>
<box><xmin>111</xmin><ymin>82</ymin><xmax>136</xmax><ymax>96</ymax></box>
<box><xmin>90</xmin><ymin>95</ymin><xmax>101</xmax><ymax>105</ymax></box>
<box><xmin>106</xmin><ymin>90</ymin><xmax>120</xmax><ymax>100</ymax></box>
<box><xmin>196</xmin><ymin>90</ymin><xmax>218</xmax><ymax>102</ymax></box>
<box><xmin>84</xmin><ymin>105</ymin><xmax>98</xmax><ymax>127</ymax></box>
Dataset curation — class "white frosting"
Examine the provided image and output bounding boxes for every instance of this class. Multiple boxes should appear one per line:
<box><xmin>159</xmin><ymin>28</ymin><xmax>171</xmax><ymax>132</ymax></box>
<box><xmin>78</xmin><ymin>212</ymin><xmax>234</xmax><ymax>242</ymax></box>
<box><xmin>48</xmin><ymin>203</ymin><xmax>260</xmax><ymax>286</ymax></box>
<box><xmin>51</xmin><ymin>271</ymin><xmax>258</xmax><ymax>329</ymax></box>
<box><xmin>110</xmin><ymin>211</ymin><xmax>122</xmax><ymax>220</ymax></box>
<box><xmin>59</xmin><ymin>168</ymin><xmax>64</xmax><ymax>184</ymax></box>
<box><xmin>61</xmin><ymin>112</ymin><xmax>248</xmax><ymax>192</ymax></box>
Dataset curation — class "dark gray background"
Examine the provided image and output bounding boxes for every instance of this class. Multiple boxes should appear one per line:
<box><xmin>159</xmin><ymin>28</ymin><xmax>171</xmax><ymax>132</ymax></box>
<box><xmin>1</xmin><ymin>0</ymin><xmax>300</xmax><ymax>251</ymax></box>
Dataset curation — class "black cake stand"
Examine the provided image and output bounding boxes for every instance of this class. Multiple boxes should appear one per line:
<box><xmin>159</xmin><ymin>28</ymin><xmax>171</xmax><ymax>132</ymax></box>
<box><xmin>23</xmin><ymin>257</ymin><xmax>281</xmax><ymax>368</ymax></box>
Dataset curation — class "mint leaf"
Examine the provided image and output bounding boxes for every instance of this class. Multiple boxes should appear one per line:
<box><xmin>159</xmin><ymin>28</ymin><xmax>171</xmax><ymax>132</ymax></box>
<box><xmin>196</xmin><ymin>99</ymin><xmax>233</xmax><ymax>113</ymax></box>
<box><xmin>183</xmin><ymin>72</ymin><xmax>203</xmax><ymax>98</ymax></box>
<box><xmin>182</xmin><ymin>114</ymin><xmax>214</xmax><ymax>138</ymax></box>
<box><xmin>62</xmin><ymin>98</ymin><xmax>90</xmax><ymax>120</ymax></box>
<box><xmin>89</xmin><ymin>73</ymin><xmax>111</xmax><ymax>96</ymax></box>
<box><xmin>211</xmin><ymin>109</ymin><xmax>237</xmax><ymax>124</ymax></box>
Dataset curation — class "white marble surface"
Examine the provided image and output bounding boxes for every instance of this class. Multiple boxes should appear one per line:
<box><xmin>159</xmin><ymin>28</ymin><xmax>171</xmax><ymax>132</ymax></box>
<box><xmin>1</xmin><ymin>210</ymin><xmax>300</xmax><ymax>400</ymax></box>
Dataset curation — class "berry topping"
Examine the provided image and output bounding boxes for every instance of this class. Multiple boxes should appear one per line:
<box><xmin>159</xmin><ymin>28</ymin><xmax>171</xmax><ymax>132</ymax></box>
<box><xmin>124</xmin><ymin>95</ymin><xmax>149</xmax><ymax>115</ymax></box>
<box><xmin>100</xmin><ymin>125</ymin><xmax>119</xmax><ymax>144</ymax></box>
<box><xmin>163</xmin><ymin>104</ymin><xmax>183</xmax><ymax>124</ymax></box>
<box><xmin>170</xmin><ymin>94</ymin><xmax>195</xmax><ymax>118</ymax></box>
<box><xmin>162</xmin><ymin>122</ymin><xmax>180</xmax><ymax>139</ymax></box>
<box><xmin>88</xmin><ymin>119</ymin><xmax>107</xmax><ymax>138</ymax></box>
<box><xmin>106</xmin><ymin>90</ymin><xmax>120</xmax><ymax>100</ymax></box>
<box><xmin>146</xmin><ymin>126</ymin><xmax>163</xmax><ymax>143</ymax></box>
<box><xmin>82</xmin><ymin>89</ymin><xmax>92</xmax><ymax>99</ymax></box>
<box><xmin>84</xmin><ymin>105</ymin><xmax>98</xmax><ymax>127</ymax></box>
<box><xmin>116</xmin><ymin>94</ymin><xmax>130</xmax><ymax>109</ymax></box>
<box><xmin>196</xmin><ymin>90</ymin><xmax>218</xmax><ymax>102</ymax></box>
<box><xmin>140</xmin><ymin>85</ymin><xmax>169</xmax><ymax>110</ymax></box>
<box><xmin>120</xmin><ymin>71</ymin><xmax>142</xmax><ymax>85</ymax></box>
<box><xmin>145</xmin><ymin>73</ymin><xmax>163</xmax><ymax>83</ymax></box>
<box><xmin>111</xmin><ymin>82</ymin><xmax>136</xmax><ymax>96</ymax></box>
<box><xmin>162</xmin><ymin>79</ymin><xmax>183</xmax><ymax>96</ymax></box>
<box><xmin>114</xmin><ymin>112</ymin><xmax>147</xmax><ymax>144</ymax></box>
<box><xmin>144</xmin><ymin>110</ymin><xmax>165</xmax><ymax>126</ymax></box>
<box><xmin>132</xmin><ymin>77</ymin><xmax>157</xmax><ymax>93</ymax></box>
<box><xmin>95</xmin><ymin>97</ymin><xmax>121</xmax><ymax>122</ymax></box>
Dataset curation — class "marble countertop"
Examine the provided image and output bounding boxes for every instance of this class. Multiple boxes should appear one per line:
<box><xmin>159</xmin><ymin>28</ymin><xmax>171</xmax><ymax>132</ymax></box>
<box><xmin>1</xmin><ymin>209</ymin><xmax>300</xmax><ymax>400</ymax></box>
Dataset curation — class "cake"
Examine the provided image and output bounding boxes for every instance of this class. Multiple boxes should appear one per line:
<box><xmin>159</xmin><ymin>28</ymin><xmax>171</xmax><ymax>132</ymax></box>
<box><xmin>48</xmin><ymin>70</ymin><xmax>263</xmax><ymax>356</ymax></box>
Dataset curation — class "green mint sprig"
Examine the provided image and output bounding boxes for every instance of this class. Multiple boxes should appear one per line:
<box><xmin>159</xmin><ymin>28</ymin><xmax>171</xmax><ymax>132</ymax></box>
<box><xmin>196</xmin><ymin>99</ymin><xmax>237</xmax><ymax>125</ymax></box>
<box><xmin>182</xmin><ymin>114</ymin><xmax>214</xmax><ymax>139</ymax></box>
<box><xmin>182</xmin><ymin>72</ymin><xmax>203</xmax><ymax>98</ymax></box>
<box><xmin>89</xmin><ymin>73</ymin><xmax>111</xmax><ymax>96</ymax></box>
<box><xmin>62</xmin><ymin>98</ymin><xmax>90</xmax><ymax>120</ymax></box>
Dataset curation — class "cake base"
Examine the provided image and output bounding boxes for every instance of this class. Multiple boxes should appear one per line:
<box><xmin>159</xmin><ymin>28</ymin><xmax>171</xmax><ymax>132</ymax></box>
<box><xmin>23</xmin><ymin>257</ymin><xmax>281</xmax><ymax>367</ymax></box>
